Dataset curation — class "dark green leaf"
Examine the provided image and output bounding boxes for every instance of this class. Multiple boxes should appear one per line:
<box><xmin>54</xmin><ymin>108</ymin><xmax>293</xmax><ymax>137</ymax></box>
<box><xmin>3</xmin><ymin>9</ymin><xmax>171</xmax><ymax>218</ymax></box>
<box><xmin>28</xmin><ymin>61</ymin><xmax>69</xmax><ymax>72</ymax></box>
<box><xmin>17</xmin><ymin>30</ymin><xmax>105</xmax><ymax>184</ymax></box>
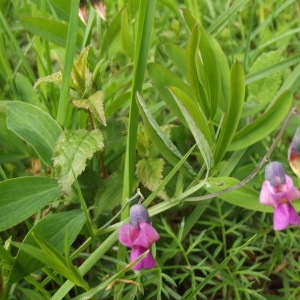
<box><xmin>0</xmin><ymin>177</ymin><xmax>61</xmax><ymax>232</ymax></box>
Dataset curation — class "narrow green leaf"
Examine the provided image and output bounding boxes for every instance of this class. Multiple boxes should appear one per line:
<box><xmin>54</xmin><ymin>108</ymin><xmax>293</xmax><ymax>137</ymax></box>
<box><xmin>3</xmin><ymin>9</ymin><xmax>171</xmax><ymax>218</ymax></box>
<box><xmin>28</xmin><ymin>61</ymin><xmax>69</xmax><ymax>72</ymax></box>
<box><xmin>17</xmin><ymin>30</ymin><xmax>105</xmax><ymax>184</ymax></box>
<box><xmin>0</xmin><ymin>177</ymin><xmax>61</xmax><ymax>232</ymax></box>
<box><xmin>20</xmin><ymin>17</ymin><xmax>83</xmax><ymax>49</ymax></box>
<box><xmin>205</xmin><ymin>177</ymin><xmax>268</xmax><ymax>212</ymax></box>
<box><xmin>214</xmin><ymin>61</ymin><xmax>245</xmax><ymax>163</ymax></box>
<box><xmin>186</xmin><ymin>24</ymin><xmax>209</xmax><ymax>118</ymax></box>
<box><xmin>72</xmin><ymin>91</ymin><xmax>106</xmax><ymax>126</ymax></box>
<box><xmin>136</xmin><ymin>157</ymin><xmax>169</xmax><ymax>200</ymax></box>
<box><xmin>9</xmin><ymin>210</ymin><xmax>85</xmax><ymax>283</ymax></box>
<box><xmin>121</xmin><ymin>9</ymin><xmax>135</xmax><ymax>59</ymax></box>
<box><xmin>164</xmin><ymin>43</ymin><xmax>186</xmax><ymax>75</ymax></box>
<box><xmin>18</xmin><ymin>288</ymin><xmax>47</xmax><ymax>300</ymax></box>
<box><xmin>53</xmin><ymin>129</ymin><xmax>104</xmax><ymax>193</ymax></box>
<box><xmin>179</xmin><ymin>8</ymin><xmax>197</xmax><ymax>33</ymax></box>
<box><xmin>229</xmin><ymin>91</ymin><xmax>292</xmax><ymax>151</ymax></box>
<box><xmin>168</xmin><ymin>86</ymin><xmax>213</xmax><ymax>169</ymax></box>
<box><xmin>7</xmin><ymin>101</ymin><xmax>62</xmax><ymax>167</ymax></box>
<box><xmin>136</xmin><ymin>93</ymin><xmax>196</xmax><ymax>177</ymax></box>
<box><xmin>147</xmin><ymin>62</ymin><xmax>194</xmax><ymax>126</ymax></box>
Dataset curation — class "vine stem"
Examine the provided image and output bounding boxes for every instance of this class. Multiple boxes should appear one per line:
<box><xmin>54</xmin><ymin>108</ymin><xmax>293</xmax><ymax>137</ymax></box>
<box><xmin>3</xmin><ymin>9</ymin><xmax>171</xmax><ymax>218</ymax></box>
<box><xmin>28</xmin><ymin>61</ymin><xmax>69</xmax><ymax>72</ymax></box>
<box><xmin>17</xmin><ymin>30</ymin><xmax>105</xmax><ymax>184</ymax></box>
<box><xmin>185</xmin><ymin>104</ymin><xmax>300</xmax><ymax>202</ymax></box>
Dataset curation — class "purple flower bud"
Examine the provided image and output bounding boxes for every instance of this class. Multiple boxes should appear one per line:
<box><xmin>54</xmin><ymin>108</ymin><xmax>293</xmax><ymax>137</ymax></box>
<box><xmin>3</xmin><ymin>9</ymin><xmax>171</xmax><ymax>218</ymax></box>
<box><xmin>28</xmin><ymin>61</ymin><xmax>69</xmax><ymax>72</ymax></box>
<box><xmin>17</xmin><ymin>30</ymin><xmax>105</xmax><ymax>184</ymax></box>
<box><xmin>79</xmin><ymin>0</ymin><xmax>88</xmax><ymax>25</ymax></box>
<box><xmin>265</xmin><ymin>161</ymin><xmax>286</xmax><ymax>186</ymax></box>
<box><xmin>90</xmin><ymin>0</ymin><xmax>106</xmax><ymax>21</ymax></box>
<box><xmin>130</xmin><ymin>204</ymin><xmax>150</xmax><ymax>228</ymax></box>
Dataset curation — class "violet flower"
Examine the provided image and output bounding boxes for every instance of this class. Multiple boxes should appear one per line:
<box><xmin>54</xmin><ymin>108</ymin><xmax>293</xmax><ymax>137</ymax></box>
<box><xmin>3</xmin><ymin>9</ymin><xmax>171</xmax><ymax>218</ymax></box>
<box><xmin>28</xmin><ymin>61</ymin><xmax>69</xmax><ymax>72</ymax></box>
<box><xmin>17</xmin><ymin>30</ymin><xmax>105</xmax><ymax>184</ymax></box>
<box><xmin>118</xmin><ymin>203</ymin><xmax>159</xmax><ymax>270</ymax></box>
<box><xmin>288</xmin><ymin>126</ymin><xmax>300</xmax><ymax>178</ymax></box>
<box><xmin>259</xmin><ymin>161</ymin><xmax>300</xmax><ymax>230</ymax></box>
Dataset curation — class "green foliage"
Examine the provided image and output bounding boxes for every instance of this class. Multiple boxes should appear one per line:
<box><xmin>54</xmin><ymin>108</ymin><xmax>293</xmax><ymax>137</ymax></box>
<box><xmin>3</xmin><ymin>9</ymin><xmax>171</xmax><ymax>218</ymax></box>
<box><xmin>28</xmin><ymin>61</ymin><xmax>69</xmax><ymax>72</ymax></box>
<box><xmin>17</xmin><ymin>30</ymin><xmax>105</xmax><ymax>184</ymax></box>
<box><xmin>53</xmin><ymin>129</ymin><xmax>104</xmax><ymax>193</ymax></box>
<box><xmin>2</xmin><ymin>0</ymin><xmax>300</xmax><ymax>299</ymax></box>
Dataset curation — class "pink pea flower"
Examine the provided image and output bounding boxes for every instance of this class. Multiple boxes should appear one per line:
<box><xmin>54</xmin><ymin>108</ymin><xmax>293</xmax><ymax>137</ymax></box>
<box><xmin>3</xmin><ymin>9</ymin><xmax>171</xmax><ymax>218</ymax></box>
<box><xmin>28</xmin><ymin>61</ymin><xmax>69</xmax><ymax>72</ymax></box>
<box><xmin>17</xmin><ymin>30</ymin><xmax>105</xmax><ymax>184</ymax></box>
<box><xmin>90</xmin><ymin>0</ymin><xmax>106</xmax><ymax>21</ymax></box>
<box><xmin>288</xmin><ymin>126</ymin><xmax>300</xmax><ymax>178</ymax></box>
<box><xmin>79</xmin><ymin>0</ymin><xmax>88</xmax><ymax>25</ymax></box>
<box><xmin>118</xmin><ymin>204</ymin><xmax>159</xmax><ymax>270</ymax></box>
<box><xmin>260</xmin><ymin>161</ymin><xmax>300</xmax><ymax>230</ymax></box>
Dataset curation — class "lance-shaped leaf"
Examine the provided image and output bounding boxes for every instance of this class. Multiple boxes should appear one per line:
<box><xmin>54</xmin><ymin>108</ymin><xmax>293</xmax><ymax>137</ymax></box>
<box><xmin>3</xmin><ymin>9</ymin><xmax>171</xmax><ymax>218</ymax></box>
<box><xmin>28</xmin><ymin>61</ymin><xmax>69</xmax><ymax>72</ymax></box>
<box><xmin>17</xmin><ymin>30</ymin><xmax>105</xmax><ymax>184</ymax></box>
<box><xmin>169</xmin><ymin>86</ymin><xmax>213</xmax><ymax>170</ymax></box>
<box><xmin>11</xmin><ymin>233</ymin><xmax>89</xmax><ymax>290</ymax></box>
<box><xmin>72</xmin><ymin>91</ymin><xmax>106</xmax><ymax>126</ymax></box>
<box><xmin>53</xmin><ymin>129</ymin><xmax>104</xmax><ymax>193</ymax></box>
<box><xmin>0</xmin><ymin>177</ymin><xmax>61</xmax><ymax>232</ymax></box>
<box><xmin>9</xmin><ymin>210</ymin><xmax>85</xmax><ymax>283</ymax></box>
<box><xmin>7</xmin><ymin>101</ymin><xmax>62</xmax><ymax>167</ymax></box>
<box><xmin>136</xmin><ymin>157</ymin><xmax>169</xmax><ymax>201</ymax></box>
<box><xmin>214</xmin><ymin>61</ymin><xmax>245</xmax><ymax>163</ymax></box>
<box><xmin>136</xmin><ymin>93</ymin><xmax>196</xmax><ymax>177</ymax></box>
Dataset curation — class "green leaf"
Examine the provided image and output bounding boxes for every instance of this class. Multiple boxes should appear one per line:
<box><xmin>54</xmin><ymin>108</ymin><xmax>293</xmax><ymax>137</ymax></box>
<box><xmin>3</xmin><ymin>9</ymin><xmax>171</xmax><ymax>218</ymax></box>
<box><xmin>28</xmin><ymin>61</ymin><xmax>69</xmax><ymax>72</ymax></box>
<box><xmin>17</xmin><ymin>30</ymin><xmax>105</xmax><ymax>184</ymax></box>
<box><xmin>7</xmin><ymin>101</ymin><xmax>63</xmax><ymax>167</ymax></box>
<box><xmin>20</xmin><ymin>16</ymin><xmax>83</xmax><ymax>49</ymax></box>
<box><xmin>147</xmin><ymin>62</ymin><xmax>194</xmax><ymax>126</ymax></box>
<box><xmin>9</xmin><ymin>210</ymin><xmax>85</xmax><ymax>283</ymax></box>
<box><xmin>0</xmin><ymin>177</ymin><xmax>61</xmax><ymax>232</ymax></box>
<box><xmin>229</xmin><ymin>91</ymin><xmax>292</xmax><ymax>151</ymax></box>
<box><xmin>72</xmin><ymin>91</ymin><xmax>106</xmax><ymax>126</ymax></box>
<box><xmin>214</xmin><ymin>61</ymin><xmax>245</xmax><ymax>163</ymax></box>
<box><xmin>205</xmin><ymin>177</ymin><xmax>266</xmax><ymax>212</ymax></box>
<box><xmin>164</xmin><ymin>43</ymin><xmax>186</xmax><ymax>75</ymax></box>
<box><xmin>53</xmin><ymin>129</ymin><xmax>104</xmax><ymax>193</ymax></box>
<box><xmin>93</xmin><ymin>173</ymin><xmax>123</xmax><ymax>219</ymax></box>
<box><xmin>71</xmin><ymin>45</ymin><xmax>92</xmax><ymax>93</ymax></box>
<box><xmin>121</xmin><ymin>9</ymin><xmax>135</xmax><ymax>59</ymax></box>
<box><xmin>136</xmin><ymin>93</ymin><xmax>196</xmax><ymax>177</ymax></box>
<box><xmin>12</xmin><ymin>233</ymin><xmax>89</xmax><ymax>290</ymax></box>
<box><xmin>34</xmin><ymin>71</ymin><xmax>62</xmax><ymax>89</ymax></box>
<box><xmin>18</xmin><ymin>288</ymin><xmax>47</xmax><ymax>300</ymax></box>
<box><xmin>168</xmin><ymin>86</ymin><xmax>213</xmax><ymax>169</ymax></box>
<box><xmin>136</xmin><ymin>157</ymin><xmax>169</xmax><ymax>200</ymax></box>
<box><xmin>186</xmin><ymin>24</ymin><xmax>210</xmax><ymax>118</ymax></box>
<box><xmin>243</xmin><ymin>51</ymin><xmax>283</xmax><ymax>117</ymax></box>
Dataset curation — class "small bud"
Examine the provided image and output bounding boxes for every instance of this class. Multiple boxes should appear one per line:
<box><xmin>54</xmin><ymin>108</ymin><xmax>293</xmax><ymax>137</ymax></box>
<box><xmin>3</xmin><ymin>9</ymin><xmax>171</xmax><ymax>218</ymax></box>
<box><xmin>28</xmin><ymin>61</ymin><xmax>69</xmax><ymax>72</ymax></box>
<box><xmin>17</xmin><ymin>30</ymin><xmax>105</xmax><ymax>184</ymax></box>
<box><xmin>130</xmin><ymin>204</ymin><xmax>150</xmax><ymax>228</ymax></box>
<box><xmin>79</xmin><ymin>0</ymin><xmax>88</xmax><ymax>25</ymax></box>
<box><xmin>289</xmin><ymin>127</ymin><xmax>300</xmax><ymax>177</ymax></box>
<box><xmin>265</xmin><ymin>161</ymin><xmax>286</xmax><ymax>186</ymax></box>
<box><xmin>90</xmin><ymin>0</ymin><xmax>106</xmax><ymax>21</ymax></box>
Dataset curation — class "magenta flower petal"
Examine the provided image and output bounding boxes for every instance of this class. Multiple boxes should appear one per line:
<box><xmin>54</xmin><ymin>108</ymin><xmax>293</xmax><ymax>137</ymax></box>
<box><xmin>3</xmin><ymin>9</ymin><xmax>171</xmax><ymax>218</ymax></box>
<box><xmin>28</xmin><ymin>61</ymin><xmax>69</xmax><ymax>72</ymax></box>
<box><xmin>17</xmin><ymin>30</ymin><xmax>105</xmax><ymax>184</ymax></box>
<box><xmin>130</xmin><ymin>247</ymin><xmax>156</xmax><ymax>270</ymax></box>
<box><xmin>287</xmin><ymin>204</ymin><xmax>300</xmax><ymax>225</ymax></box>
<box><xmin>273</xmin><ymin>203</ymin><xmax>290</xmax><ymax>230</ymax></box>
<box><xmin>133</xmin><ymin>222</ymin><xmax>160</xmax><ymax>249</ymax></box>
<box><xmin>118</xmin><ymin>224</ymin><xmax>139</xmax><ymax>247</ymax></box>
<box><xmin>259</xmin><ymin>181</ymin><xmax>278</xmax><ymax>207</ymax></box>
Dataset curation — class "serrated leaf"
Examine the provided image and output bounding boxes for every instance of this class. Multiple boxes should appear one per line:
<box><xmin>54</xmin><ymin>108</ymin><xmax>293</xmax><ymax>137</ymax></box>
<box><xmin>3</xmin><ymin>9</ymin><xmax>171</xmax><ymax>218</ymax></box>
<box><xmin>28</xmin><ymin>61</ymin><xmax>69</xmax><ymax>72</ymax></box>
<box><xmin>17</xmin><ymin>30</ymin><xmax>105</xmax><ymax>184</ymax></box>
<box><xmin>34</xmin><ymin>71</ymin><xmax>62</xmax><ymax>89</ymax></box>
<box><xmin>72</xmin><ymin>45</ymin><xmax>93</xmax><ymax>93</ymax></box>
<box><xmin>72</xmin><ymin>91</ymin><xmax>106</xmax><ymax>126</ymax></box>
<box><xmin>7</xmin><ymin>101</ymin><xmax>63</xmax><ymax>167</ymax></box>
<box><xmin>0</xmin><ymin>177</ymin><xmax>61</xmax><ymax>232</ymax></box>
<box><xmin>53</xmin><ymin>129</ymin><xmax>104</xmax><ymax>193</ymax></box>
<box><xmin>9</xmin><ymin>210</ymin><xmax>85</xmax><ymax>283</ymax></box>
<box><xmin>136</xmin><ymin>157</ymin><xmax>169</xmax><ymax>201</ymax></box>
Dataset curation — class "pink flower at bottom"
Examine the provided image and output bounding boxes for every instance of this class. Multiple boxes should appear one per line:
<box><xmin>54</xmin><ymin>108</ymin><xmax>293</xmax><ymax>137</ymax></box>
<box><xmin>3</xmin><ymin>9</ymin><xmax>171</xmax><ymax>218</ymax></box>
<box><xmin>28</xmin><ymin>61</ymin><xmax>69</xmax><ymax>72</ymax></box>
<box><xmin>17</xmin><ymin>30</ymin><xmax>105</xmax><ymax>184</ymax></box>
<box><xmin>118</xmin><ymin>204</ymin><xmax>159</xmax><ymax>270</ymax></box>
<box><xmin>260</xmin><ymin>162</ymin><xmax>300</xmax><ymax>230</ymax></box>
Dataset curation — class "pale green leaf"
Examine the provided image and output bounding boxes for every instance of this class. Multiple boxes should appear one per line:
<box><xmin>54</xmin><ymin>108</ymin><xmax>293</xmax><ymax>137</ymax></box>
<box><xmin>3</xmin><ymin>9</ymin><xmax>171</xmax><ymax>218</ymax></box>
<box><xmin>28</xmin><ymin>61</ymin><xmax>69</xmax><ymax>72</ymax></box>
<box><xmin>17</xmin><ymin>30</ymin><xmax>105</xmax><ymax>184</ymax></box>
<box><xmin>72</xmin><ymin>91</ymin><xmax>106</xmax><ymax>126</ymax></box>
<box><xmin>34</xmin><ymin>71</ymin><xmax>62</xmax><ymax>89</ymax></box>
<box><xmin>7</xmin><ymin>102</ymin><xmax>62</xmax><ymax>167</ymax></box>
<box><xmin>136</xmin><ymin>157</ymin><xmax>169</xmax><ymax>201</ymax></box>
<box><xmin>0</xmin><ymin>177</ymin><xmax>61</xmax><ymax>232</ymax></box>
<box><xmin>9</xmin><ymin>210</ymin><xmax>85</xmax><ymax>283</ymax></box>
<box><xmin>72</xmin><ymin>45</ymin><xmax>93</xmax><ymax>93</ymax></box>
<box><xmin>243</xmin><ymin>51</ymin><xmax>283</xmax><ymax>117</ymax></box>
<box><xmin>53</xmin><ymin>129</ymin><xmax>104</xmax><ymax>193</ymax></box>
